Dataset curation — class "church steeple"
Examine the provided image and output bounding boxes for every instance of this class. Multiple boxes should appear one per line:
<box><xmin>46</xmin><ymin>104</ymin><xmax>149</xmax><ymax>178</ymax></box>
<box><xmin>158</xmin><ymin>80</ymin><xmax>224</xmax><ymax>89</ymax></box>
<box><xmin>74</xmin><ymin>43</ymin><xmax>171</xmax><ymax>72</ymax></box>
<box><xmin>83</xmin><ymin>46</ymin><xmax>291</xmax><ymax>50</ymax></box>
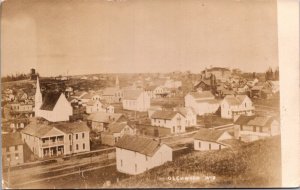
<box><xmin>35</xmin><ymin>77</ymin><xmax>43</xmax><ymax>116</ymax></box>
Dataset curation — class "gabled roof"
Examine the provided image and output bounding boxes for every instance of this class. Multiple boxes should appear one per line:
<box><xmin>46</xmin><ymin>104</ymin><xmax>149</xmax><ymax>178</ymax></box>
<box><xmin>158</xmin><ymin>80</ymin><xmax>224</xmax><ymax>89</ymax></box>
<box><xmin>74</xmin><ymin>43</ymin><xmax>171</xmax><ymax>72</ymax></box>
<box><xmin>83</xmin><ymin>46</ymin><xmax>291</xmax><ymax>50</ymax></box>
<box><xmin>105</xmin><ymin>122</ymin><xmax>132</xmax><ymax>134</ymax></box>
<box><xmin>21</xmin><ymin>122</ymin><xmax>54</xmax><ymax>137</ymax></box>
<box><xmin>194</xmin><ymin>128</ymin><xmax>229</xmax><ymax>142</ymax></box>
<box><xmin>87</xmin><ymin>112</ymin><xmax>124</xmax><ymax>123</ymax></box>
<box><xmin>188</xmin><ymin>91</ymin><xmax>214</xmax><ymax>100</ymax></box>
<box><xmin>234</xmin><ymin>115</ymin><xmax>256</xmax><ymax>125</ymax></box>
<box><xmin>235</xmin><ymin>115</ymin><xmax>278</xmax><ymax>128</ymax></box>
<box><xmin>40</xmin><ymin>92</ymin><xmax>62</xmax><ymax>111</ymax></box>
<box><xmin>115</xmin><ymin>135</ymin><xmax>162</xmax><ymax>156</ymax></box>
<box><xmin>2</xmin><ymin>132</ymin><xmax>24</xmax><ymax>147</ymax></box>
<box><xmin>174</xmin><ymin>107</ymin><xmax>196</xmax><ymax>116</ymax></box>
<box><xmin>54</xmin><ymin>122</ymin><xmax>90</xmax><ymax>134</ymax></box>
<box><xmin>196</xmin><ymin>99</ymin><xmax>220</xmax><ymax>104</ymax></box>
<box><xmin>223</xmin><ymin>95</ymin><xmax>248</xmax><ymax>106</ymax></box>
<box><xmin>123</xmin><ymin>89</ymin><xmax>143</xmax><ymax>100</ymax></box>
<box><xmin>81</xmin><ymin>93</ymin><xmax>98</xmax><ymax>99</ymax></box>
<box><xmin>151</xmin><ymin>110</ymin><xmax>182</xmax><ymax>120</ymax></box>
<box><xmin>194</xmin><ymin>80</ymin><xmax>211</xmax><ymax>87</ymax></box>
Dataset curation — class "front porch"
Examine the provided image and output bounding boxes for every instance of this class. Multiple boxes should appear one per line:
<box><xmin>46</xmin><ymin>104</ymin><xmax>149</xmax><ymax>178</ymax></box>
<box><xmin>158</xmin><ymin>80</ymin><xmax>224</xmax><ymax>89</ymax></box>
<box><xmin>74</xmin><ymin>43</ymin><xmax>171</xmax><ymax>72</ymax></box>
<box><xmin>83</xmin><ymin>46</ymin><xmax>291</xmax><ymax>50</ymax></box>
<box><xmin>42</xmin><ymin>145</ymin><xmax>64</xmax><ymax>158</ymax></box>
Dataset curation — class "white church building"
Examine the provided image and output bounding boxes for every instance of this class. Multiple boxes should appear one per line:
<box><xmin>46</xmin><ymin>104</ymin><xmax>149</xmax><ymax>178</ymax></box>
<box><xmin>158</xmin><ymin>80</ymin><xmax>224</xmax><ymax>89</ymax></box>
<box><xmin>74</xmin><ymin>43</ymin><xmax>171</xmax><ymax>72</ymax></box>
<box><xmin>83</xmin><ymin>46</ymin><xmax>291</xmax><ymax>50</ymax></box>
<box><xmin>35</xmin><ymin>77</ymin><xmax>73</xmax><ymax>122</ymax></box>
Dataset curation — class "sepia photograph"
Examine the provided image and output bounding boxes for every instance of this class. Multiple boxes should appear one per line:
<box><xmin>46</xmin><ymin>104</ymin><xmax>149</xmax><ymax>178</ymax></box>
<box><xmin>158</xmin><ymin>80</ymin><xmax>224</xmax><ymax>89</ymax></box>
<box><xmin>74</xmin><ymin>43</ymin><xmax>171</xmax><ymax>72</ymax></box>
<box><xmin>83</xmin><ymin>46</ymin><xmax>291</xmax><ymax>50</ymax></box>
<box><xmin>0</xmin><ymin>0</ymin><xmax>299</xmax><ymax>188</ymax></box>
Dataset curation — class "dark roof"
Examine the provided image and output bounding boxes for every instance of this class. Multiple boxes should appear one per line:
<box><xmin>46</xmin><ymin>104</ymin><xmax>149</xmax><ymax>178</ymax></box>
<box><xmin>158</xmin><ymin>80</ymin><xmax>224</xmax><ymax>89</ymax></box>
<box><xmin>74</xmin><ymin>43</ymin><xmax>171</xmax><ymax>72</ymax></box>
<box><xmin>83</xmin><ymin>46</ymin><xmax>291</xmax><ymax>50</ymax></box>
<box><xmin>40</xmin><ymin>92</ymin><xmax>62</xmax><ymax>111</ymax></box>
<box><xmin>2</xmin><ymin>132</ymin><xmax>24</xmax><ymax>147</ymax></box>
<box><xmin>206</xmin><ymin>67</ymin><xmax>230</xmax><ymax>72</ymax></box>
<box><xmin>151</xmin><ymin>110</ymin><xmax>182</xmax><ymax>120</ymax></box>
<box><xmin>194</xmin><ymin>80</ymin><xmax>211</xmax><ymax>87</ymax></box>
<box><xmin>234</xmin><ymin>115</ymin><xmax>256</xmax><ymax>125</ymax></box>
<box><xmin>194</xmin><ymin>128</ymin><xmax>230</xmax><ymax>142</ymax></box>
<box><xmin>115</xmin><ymin>135</ymin><xmax>162</xmax><ymax>156</ymax></box>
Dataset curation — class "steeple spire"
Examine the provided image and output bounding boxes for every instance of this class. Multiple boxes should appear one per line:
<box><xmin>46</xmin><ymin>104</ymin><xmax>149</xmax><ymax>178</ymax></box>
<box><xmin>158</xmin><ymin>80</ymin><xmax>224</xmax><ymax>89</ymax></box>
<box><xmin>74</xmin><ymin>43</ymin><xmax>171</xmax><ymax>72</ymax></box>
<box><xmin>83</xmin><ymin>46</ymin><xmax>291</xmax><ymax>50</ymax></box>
<box><xmin>35</xmin><ymin>77</ymin><xmax>43</xmax><ymax>116</ymax></box>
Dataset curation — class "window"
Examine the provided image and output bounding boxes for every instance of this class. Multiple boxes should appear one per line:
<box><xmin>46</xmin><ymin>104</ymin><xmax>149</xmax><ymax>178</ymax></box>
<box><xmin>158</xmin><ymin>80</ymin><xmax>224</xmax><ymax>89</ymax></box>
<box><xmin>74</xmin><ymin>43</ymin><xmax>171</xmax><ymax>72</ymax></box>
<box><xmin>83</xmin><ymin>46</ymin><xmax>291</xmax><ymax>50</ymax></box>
<box><xmin>7</xmin><ymin>155</ymin><xmax>10</xmax><ymax>160</ymax></box>
<box><xmin>15</xmin><ymin>145</ymin><xmax>18</xmax><ymax>151</ymax></box>
<box><xmin>120</xmin><ymin>160</ymin><xmax>123</xmax><ymax>167</ymax></box>
<box><xmin>173</xmin><ymin>126</ymin><xmax>175</xmax><ymax>133</ymax></box>
<box><xmin>199</xmin><ymin>142</ymin><xmax>201</xmax><ymax>148</ymax></box>
<box><xmin>76</xmin><ymin>144</ymin><xmax>79</xmax><ymax>150</ymax></box>
<box><xmin>209</xmin><ymin>144</ymin><xmax>211</xmax><ymax>150</ymax></box>
<box><xmin>15</xmin><ymin>153</ymin><xmax>19</xmax><ymax>159</ymax></box>
<box><xmin>83</xmin><ymin>143</ymin><xmax>85</xmax><ymax>150</ymax></box>
<box><xmin>135</xmin><ymin>164</ymin><xmax>137</xmax><ymax>173</ymax></box>
<box><xmin>76</xmin><ymin>134</ymin><xmax>78</xmax><ymax>140</ymax></box>
<box><xmin>82</xmin><ymin>133</ymin><xmax>85</xmax><ymax>139</ymax></box>
<box><xmin>6</xmin><ymin>147</ymin><xmax>9</xmax><ymax>152</ymax></box>
<box><xmin>70</xmin><ymin>145</ymin><xmax>72</xmax><ymax>151</ymax></box>
<box><xmin>219</xmin><ymin>145</ymin><xmax>222</xmax><ymax>150</ymax></box>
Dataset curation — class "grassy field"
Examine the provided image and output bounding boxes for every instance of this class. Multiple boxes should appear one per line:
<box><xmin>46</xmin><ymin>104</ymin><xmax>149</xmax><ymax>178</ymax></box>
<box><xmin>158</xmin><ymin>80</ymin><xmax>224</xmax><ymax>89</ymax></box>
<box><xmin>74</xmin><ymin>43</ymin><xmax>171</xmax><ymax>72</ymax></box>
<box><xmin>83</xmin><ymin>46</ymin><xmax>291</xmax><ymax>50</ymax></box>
<box><xmin>113</xmin><ymin>136</ymin><xmax>281</xmax><ymax>188</ymax></box>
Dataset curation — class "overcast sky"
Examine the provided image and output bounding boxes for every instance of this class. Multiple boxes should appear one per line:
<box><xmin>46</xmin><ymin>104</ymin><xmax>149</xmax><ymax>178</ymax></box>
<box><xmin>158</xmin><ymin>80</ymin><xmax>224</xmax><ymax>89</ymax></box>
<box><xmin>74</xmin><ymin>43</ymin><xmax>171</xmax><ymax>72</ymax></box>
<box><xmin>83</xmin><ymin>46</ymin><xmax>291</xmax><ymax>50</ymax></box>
<box><xmin>1</xmin><ymin>0</ymin><xmax>278</xmax><ymax>77</ymax></box>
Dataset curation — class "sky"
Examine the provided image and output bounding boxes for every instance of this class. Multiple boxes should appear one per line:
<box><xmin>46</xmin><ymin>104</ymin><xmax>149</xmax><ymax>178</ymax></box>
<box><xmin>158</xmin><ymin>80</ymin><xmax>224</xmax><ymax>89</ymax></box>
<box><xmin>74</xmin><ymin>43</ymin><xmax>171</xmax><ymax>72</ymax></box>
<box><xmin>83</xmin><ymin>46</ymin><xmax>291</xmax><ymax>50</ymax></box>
<box><xmin>1</xmin><ymin>0</ymin><xmax>278</xmax><ymax>77</ymax></box>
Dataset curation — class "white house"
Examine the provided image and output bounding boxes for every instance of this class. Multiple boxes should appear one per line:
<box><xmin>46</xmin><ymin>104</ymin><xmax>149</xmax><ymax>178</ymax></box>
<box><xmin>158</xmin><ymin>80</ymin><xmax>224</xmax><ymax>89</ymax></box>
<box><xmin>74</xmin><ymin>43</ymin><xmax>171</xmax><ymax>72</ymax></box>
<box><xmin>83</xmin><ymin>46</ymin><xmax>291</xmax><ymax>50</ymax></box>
<box><xmin>173</xmin><ymin>107</ymin><xmax>197</xmax><ymax>127</ymax></box>
<box><xmin>115</xmin><ymin>135</ymin><xmax>173</xmax><ymax>175</ymax></box>
<box><xmin>151</xmin><ymin>110</ymin><xmax>186</xmax><ymax>134</ymax></box>
<box><xmin>221</xmin><ymin>95</ymin><xmax>254</xmax><ymax>120</ymax></box>
<box><xmin>194</xmin><ymin>128</ymin><xmax>233</xmax><ymax>151</ymax></box>
<box><xmin>185</xmin><ymin>91</ymin><xmax>220</xmax><ymax>116</ymax></box>
<box><xmin>122</xmin><ymin>89</ymin><xmax>150</xmax><ymax>112</ymax></box>
<box><xmin>153</xmin><ymin>86</ymin><xmax>169</xmax><ymax>98</ymax></box>
<box><xmin>21</xmin><ymin>120</ymin><xmax>90</xmax><ymax>158</ymax></box>
<box><xmin>35</xmin><ymin>78</ymin><xmax>73</xmax><ymax>122</ymax></box>
<box><xmin>101</xmin><ymin>122</ymin><xmax>136</xmax><ymax>146</ymax></box>
<box><xmin>86</xmin><ymin>100</ymin><xmax>105</xmax><ymax>114</ymax></box>
<box><xmin>234</xmin><ymin>115</ymin><xmax>280</xmax><ymax>142</ymax></box>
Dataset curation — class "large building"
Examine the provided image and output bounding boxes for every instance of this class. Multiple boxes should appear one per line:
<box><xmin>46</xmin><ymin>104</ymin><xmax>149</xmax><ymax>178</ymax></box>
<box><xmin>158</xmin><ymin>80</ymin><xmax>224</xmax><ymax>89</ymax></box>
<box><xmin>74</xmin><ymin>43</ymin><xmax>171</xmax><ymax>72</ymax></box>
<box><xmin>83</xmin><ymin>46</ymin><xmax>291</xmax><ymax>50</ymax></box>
<box><xmin>21</xmin><ymin>121</ymin><xmax>90</xmax><ymax>158</ymax></box>
<box><xmin>115</xmin><ymin>135</ymin><xmax>173</xmax><ymax>175</ymax></box>
<box><xmin>185</xmin><ymin>91</ymin><xmax>220</xmax><ymax>116</ymax></box>
<box><xmin>122</xmin><ymin>89</ymin><xmax>150</xmax><ymax>112</ymax></box>
<box><xmin>35</xmin><ymin>77</ymin><xmax>73</xmax><ymax>122</ymax></box>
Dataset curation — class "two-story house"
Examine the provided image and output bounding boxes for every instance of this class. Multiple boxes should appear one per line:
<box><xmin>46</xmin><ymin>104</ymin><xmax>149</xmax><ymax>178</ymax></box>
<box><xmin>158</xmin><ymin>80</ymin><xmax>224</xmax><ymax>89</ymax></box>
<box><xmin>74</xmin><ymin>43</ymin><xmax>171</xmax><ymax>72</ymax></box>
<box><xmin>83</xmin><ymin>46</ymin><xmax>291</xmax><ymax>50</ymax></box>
<box><xmin>150</xmin><ymin>110</ymin><xmax>186</xmax><ymax>134</ymax></box>
<box><xmin>122</xmin><ymin>89</ymin><xmax>150</xmax><ymax>112</ymax></box>
<box><xmin>2</xmin><ymin>133</ymin><xmax>24</xmax><ymax>166</ymax></box>
<box><xmin>220</xmin><ymin>95</ymin><xmax>254</xmax><ymax>120</ymax></box>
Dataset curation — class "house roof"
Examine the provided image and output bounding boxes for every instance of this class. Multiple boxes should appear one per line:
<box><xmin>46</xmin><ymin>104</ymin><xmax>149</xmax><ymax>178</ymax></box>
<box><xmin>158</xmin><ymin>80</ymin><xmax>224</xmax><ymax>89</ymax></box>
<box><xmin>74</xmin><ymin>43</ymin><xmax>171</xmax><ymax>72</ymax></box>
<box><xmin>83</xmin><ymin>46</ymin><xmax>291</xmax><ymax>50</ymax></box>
<box><xmin>247</xmin><ymin>116</ymin><xmax>276</xmax><ymax>127</ymax></box>
<box><xmin>194</xmin><ymin>128</ymin><xmax>229</xmax><ymax>142</ymax></box>
<box><xmin>188</xmin><ymin>91</ymin><xmax>214</xmax><ymax>100</ymax></box>
<box><xmin>87</xmin><ymin>112</ymin><xmax>124</xmax><ymax>123</ymax></box>
<box><xmin>151</xmin><ymin>110</ymin><xmax>182</xmax><ymax>120</ymax></box>
<box><xmin>195</xmin><ymin>99</ymin><xmax>220</xmax><ymax>104</ymax></box>
<box><xmin>81</xmin><ymin>93</ymin><xmax>97</xmax><ymax>99</ymax></box>
<box><xmin>234</xmin><ymin>115</ymin><xmax>256</xmax><ymax>125</ymax></box>
<box><xmin>115</xmin><ymin>135</ymin><xmax>162</xmax><ymax>156</ymax></box>
<box><xmin>194</xmin><ymin>80</ymin><xmax>211</xmax><ymax>87</ymax></box>
<box><xmin>144</xmin><ymin>86</ymin><xmax>157</xmax><ymax>91</ymax></box>
<box><xmin>40</xmin><ymin>92</ymin><xmax>62</xmax><ymax>111</ymax></box>
<box><xmin>223</xmin><ymin>95</ymin><xmax>247</xmax><ymax>106</ymax></box>
<box><xmin>123</xmin><ymin>89</ymin><xmax>143</xmax><ymax>100</ymax></box>
<box><xmin>53</xmin><ymin>122</ymin><xmax>90</xmax><ymax>134</ymax></box>
<box><xmin>174</xmin><ymin>107</ymin><xmax>196</xmax><ymax>116</ymax></box>
<box><xmin>2</xmin><ymin>132</ymin><xmax>24</xmax><ymax>147</ymax></box>
<box><xmin>104</xmin><ymin>122</ymin><xmax>132</xmax><ymax>134</ymax></box>
<box><xmin>21</xmin><ymin>122</ymin><xmax>54</xmax><ymax>138</ymax></box>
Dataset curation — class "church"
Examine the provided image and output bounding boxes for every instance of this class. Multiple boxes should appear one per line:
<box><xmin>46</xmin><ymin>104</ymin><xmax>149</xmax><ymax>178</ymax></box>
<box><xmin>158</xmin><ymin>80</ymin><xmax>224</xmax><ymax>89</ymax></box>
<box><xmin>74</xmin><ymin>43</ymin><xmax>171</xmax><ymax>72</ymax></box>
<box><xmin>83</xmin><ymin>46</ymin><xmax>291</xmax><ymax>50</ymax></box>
<box><xmin>35</xmin><ymin>77</ymin><xmax>73</xmax><ymax>122</ymax></box>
